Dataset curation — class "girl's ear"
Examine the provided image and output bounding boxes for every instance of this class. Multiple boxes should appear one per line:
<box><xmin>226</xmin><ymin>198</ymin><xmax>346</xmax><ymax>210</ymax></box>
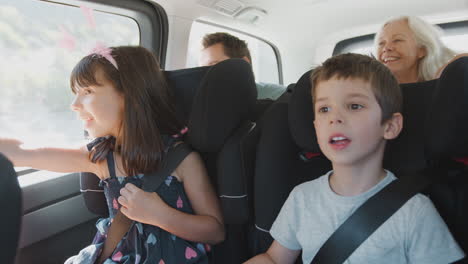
<box><xmin>383</xmin><ymin>112</ymin><xmax>403</xmax><ymax>140</ymax></box>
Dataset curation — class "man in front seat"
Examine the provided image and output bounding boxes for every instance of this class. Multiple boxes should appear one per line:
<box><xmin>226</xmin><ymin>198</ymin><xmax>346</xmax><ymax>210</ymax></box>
<box><xmin>199</xmin><ymin>32</ymin><xmax>285</xmax><ymax>100</ymax></box>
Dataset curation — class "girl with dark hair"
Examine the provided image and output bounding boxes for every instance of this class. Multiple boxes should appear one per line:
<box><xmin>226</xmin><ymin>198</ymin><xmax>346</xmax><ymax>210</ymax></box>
<box><xmin>0</xmin><ymin>46</ymin><xmax>224</xmax><ymax>263</ymax></box>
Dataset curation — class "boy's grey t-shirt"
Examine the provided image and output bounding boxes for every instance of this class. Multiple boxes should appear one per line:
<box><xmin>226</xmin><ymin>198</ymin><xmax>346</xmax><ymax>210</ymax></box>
<box><xmin>270</xmin><ymin>170</ymin><xmax>465</xmax><ymax>264</ymax></box>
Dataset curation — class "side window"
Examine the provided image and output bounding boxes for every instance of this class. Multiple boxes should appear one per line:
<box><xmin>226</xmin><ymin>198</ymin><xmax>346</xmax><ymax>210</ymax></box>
<box><xmin>440</xmin><ymin>34</ymin><xmax>468</xmax><ymax>53</ymax></box>
<box><xmin>186</xmin><ymin>21</ymin><xmax>283</xmax><ymax>84</ymax></box>
<box><xmin>0</xmin><ymin>0</ymin><xmax>139</xmax><ymax>182</ymax></box>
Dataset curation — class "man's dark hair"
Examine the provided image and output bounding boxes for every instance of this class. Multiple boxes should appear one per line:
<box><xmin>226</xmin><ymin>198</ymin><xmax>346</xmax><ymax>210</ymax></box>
<box><xmin>202</xmin><ymin>32</ymin><xmax>252</xmax><ymax>62</ymax></box>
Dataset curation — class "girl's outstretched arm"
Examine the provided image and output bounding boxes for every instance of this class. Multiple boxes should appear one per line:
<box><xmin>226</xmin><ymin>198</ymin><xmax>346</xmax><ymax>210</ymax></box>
<box><xmin>119</xmin><ymin>151</ymin><xmax>225</xmax><ymax>245</ymax></box>
<box><xmin>0</xmin><ymin>138</ymin><xmax>98</xmax><ymax>175</ymax></box>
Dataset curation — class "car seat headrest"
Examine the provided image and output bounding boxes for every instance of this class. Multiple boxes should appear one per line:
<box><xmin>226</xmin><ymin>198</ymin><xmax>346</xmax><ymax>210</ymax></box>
<box><xmin>384</xmin><ymin>79</ymin><xmax>437</xmax><ymax>173</ymax></box>
<box><xmin>288</xmin><ymin>69</ymin><xmax>321</xmax><ymax>152</ymax></box>
<box><xmin>188</xmin><ymin>59</ymin><xmax>257</xmax><ymax>152</ymax></box>
<box><xmin>165</xmin><ymin>66</ymin><xmax>211</xmax><ymax>124</ymax></box>
<box><xmin>426</xmin><ymin>57</ymin><xmax>468</xmax><ymax>159</ymax></box>
<box><xmin>0</xmin><ymin>154</ymin><xmax>22</xmax><ymax>264</ymax></box>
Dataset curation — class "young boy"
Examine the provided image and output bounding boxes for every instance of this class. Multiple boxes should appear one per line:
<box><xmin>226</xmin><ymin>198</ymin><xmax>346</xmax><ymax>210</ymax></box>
<box><xmin>245</xmin><ymin>54</ymin><xmax>465</xmax><ymax>263</ymax></box>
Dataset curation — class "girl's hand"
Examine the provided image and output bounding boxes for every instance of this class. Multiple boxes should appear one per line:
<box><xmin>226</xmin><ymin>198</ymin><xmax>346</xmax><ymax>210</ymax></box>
<box><xmin>118</xmin><ymin>183</ymin><xmax>169</xmax><ymax>225</ymax></box>
<box><xmin>0</xmin><ymin>138</ymin><xmax>23</xmax><ymax>160</ymax></box>
<box><xmin>0</xmin><ymin>138</ymin><xmax>23</xmax><ymax>150</ymax></box>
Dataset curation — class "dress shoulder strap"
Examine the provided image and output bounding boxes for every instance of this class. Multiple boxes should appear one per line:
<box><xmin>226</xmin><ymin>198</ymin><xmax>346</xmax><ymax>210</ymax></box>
<box><xmin>106</xmin><ymin>151</ymin><xmax>117</xmax><ymax>179</ymax></box>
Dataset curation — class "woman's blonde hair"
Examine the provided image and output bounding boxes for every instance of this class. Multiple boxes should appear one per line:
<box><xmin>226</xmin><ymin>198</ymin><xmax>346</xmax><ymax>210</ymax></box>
<box><xmin>375</xmin><ymin>16</ymin><xmax>456</xmax><ymax>81</ymax></box>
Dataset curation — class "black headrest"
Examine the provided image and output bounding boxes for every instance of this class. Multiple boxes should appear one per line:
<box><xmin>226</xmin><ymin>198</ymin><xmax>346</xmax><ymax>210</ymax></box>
<box><xmin>165</xmin><ymin>66</ymin><xmax>211</xmax><ymax>124</ymax></box>
<box><xmin>0</xmin><ymin>154</ymin><xmax>22</xmax><ymax>263</ymax></box>
<box><xmin>384</xmin><ymin>79</ymin><xmax>437</xmax><ymax>173</ymax></box>
<box><xmin>426</xmin><ymin>57</ymin><xmax>468</xmax><ymax>159</ymax></box>
<box><xmin>187</xmin><ymin>59</ymin><xmax>257</xmax><ymax>153</ymax></box>
<box><xmin>287</xmin><ymin>67</ymin><xmax>440</xmax><ymax>173</ymax></box>
<box><xmin>288</xmin><ymin>70</ymin><xmax>321</xmax><ymax>152</ymax></box>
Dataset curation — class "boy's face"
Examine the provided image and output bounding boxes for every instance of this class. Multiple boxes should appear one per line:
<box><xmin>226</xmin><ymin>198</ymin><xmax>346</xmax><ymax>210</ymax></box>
<box><xmin>313</xmin><ymin>77</ymin><xmax>401</xmax><ymax>167</ymax></box>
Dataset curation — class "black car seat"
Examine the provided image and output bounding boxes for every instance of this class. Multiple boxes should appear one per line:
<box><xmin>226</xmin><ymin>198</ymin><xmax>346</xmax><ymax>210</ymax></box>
<box><xmin>251</xmin><ymin>70</ymin><xmax>331</xmax><ymax>255</ymax></box>
<box><xmin>251</xmin><ymin>57</ymin><xmax>468</xmax><ymax>261</ymax></box>
<box><xmin>80</xmin><ymin>58</ymin><xmax>259</xmax><ymax>263</ymax></box>
<box><xmin>0</xmin><ymin>153</ymin><xmax>22</xmax><ymax>263</ymax></box>
<box><xmin>423</xmin><ymin>57</ymin><xmax>468</xmax><ymax>258</ymax></box>
<box><xmin>183</xmin><ymin>59</ymin><xmax>258</xmax><ymax>263</ymax></box>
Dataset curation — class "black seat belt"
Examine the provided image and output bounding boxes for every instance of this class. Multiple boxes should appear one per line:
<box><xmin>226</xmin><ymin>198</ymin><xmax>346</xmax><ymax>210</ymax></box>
<box><xmin>311</xmin><ymin>170</ymin><xmax>432</xmax><ymax>264</ymax></box>
<box><xmin>97</xmin><ymin>142</ymin><xmax>192</xmax><ymax>264</ymax></box>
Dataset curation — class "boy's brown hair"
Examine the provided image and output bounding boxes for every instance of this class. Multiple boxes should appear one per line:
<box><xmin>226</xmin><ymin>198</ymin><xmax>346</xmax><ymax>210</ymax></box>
<box><xmin>310</xmin><ymin>53</ymin><xmax>402</xmax><ymax>123</ymax></box>
<box><xmin>202</xmin><ymin>32</ymin><xmax>252</xmax><ymax>63</ymax></box>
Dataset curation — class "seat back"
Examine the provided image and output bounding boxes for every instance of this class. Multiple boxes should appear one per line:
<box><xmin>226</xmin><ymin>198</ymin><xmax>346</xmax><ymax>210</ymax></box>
<box><xmin>423</xmin><ymin>57</ymin><xmax>468</xmax><ymax>255</ymax></box>
<box><xmin>252</xmin><ymin>70</ymin><xmax>331</xmax><ymax>254</ymax></box>
<box><xmin>184</xmin><ymin>59</ymin><xmax>258</xmax><ymax>263</ymax></box>
<box><xmin>0</xmin><ymin>154</ymin><xmax>22</xmax><ymax>263</ymax></box>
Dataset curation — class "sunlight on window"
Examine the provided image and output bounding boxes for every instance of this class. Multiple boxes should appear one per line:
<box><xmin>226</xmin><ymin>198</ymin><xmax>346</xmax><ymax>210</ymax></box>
<box><xmin>0</xmin><ymin>0</ymin><xmax>139</xmax><ymax>184</ymax></box>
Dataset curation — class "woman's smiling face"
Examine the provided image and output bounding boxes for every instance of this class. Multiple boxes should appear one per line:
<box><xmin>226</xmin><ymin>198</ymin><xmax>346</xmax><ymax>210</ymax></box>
<box><xmin>376</xmin><ymin>19</ymin><xmax>426</xmax><ymax>83</ymax></box>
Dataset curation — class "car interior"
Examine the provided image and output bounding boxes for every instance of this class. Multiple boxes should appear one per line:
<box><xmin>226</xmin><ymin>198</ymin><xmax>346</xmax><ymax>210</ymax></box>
<box><xmin>2</xmin><ymin>0</ymin><xmax>468</xmax><ymax>263</ymax></box>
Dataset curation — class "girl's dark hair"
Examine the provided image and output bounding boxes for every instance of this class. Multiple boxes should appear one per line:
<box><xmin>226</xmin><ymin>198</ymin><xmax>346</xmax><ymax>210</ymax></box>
<box><xmin>70</xmin><ymin>46</ymin><xmax>183</xmax><ymax>176</ymax></box>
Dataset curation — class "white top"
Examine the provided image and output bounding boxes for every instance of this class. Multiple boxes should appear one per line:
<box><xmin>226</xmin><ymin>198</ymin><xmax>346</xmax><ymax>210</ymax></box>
<box><xmin>270</xmin><ymin>170</ymin><xmax>465</xmax><ymax>263</ymax></box>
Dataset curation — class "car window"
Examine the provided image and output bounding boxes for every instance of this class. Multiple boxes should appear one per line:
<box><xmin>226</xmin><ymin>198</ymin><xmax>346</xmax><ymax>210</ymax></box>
<box><xmin>0</xmin><ymin>0</ymin><xmax>139</xmax><ymax>184</ymax></box>
<box><xmin>186</xmin><ymin>20</ymin><xmax>283</xmax><ymax>84</ymax></box>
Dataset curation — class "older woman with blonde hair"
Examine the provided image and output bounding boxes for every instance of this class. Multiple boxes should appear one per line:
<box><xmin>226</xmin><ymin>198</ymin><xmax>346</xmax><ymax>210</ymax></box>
<box><xmin>375</xmin><ymin>15</ymin><xmax>467</xmax><ymax>83</ymax></box>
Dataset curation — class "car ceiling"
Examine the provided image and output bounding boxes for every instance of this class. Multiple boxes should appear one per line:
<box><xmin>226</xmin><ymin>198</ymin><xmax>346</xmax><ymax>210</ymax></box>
<box><xmin>154</xmin><ymin>0</ymin><xmax>468</xmax><ymax>82</ymax></box>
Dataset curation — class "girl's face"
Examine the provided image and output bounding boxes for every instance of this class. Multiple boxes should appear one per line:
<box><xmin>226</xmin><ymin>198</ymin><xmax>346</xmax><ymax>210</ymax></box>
<box><xmin>71</xmin><ymin>69</ymin><xmax>124</xmax><ymax>138</ymax></box>
<box><xmin>376</xmin><ymin>19</ymin><xmax>426</xmax><ymax>83</ymax></box>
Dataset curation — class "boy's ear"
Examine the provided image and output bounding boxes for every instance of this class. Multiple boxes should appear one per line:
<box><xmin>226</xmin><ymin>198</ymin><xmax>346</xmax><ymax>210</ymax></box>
<box><xmin>383</xmin><ymin>112</ymin><xmax>403</xmax><ymax>140</ymax></box>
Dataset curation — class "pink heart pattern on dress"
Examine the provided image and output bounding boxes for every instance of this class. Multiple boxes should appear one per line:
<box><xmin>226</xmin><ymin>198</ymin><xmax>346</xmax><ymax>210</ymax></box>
<box><xmin>113</xmin><ymin>198</ymin><xmax>119</xmax><ymax>210</ymax></box>
<box><xmin>112</xmin><ymin>251</ymin><xmax>123</xmax><ymax>262</ymax></box>
<box><xmin>185</xmin><ymin>247</ymin><xmax>198</xmax><ymax>259</ymax></box>
<box><xmin>158</xmin><ymin>259</ymin><xmax>165</xmax><ymax>264</ymax></box>
<box><xmin>177</xmin><ymin>196</ymin><xmax>183</xmax><ymax>208</ymax></box>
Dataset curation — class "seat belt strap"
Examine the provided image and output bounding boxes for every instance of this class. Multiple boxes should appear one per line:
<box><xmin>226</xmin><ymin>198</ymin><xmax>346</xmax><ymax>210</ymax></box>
<box><xmin>311</xmin><ymin>170</ymin><xmax>432</xmax><ymax>264</ymax></box>
<box><xmin>96</xmin><ymin>142</ymin><xmax>192</xmax><ymax>264</ymax></box>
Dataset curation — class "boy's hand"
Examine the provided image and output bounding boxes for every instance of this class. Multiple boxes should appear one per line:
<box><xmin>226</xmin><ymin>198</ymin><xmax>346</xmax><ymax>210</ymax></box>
<box><xmin>118</xmin><ymin>183</ymin><xmax>169</xmax><ymax>225</ymax></box>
